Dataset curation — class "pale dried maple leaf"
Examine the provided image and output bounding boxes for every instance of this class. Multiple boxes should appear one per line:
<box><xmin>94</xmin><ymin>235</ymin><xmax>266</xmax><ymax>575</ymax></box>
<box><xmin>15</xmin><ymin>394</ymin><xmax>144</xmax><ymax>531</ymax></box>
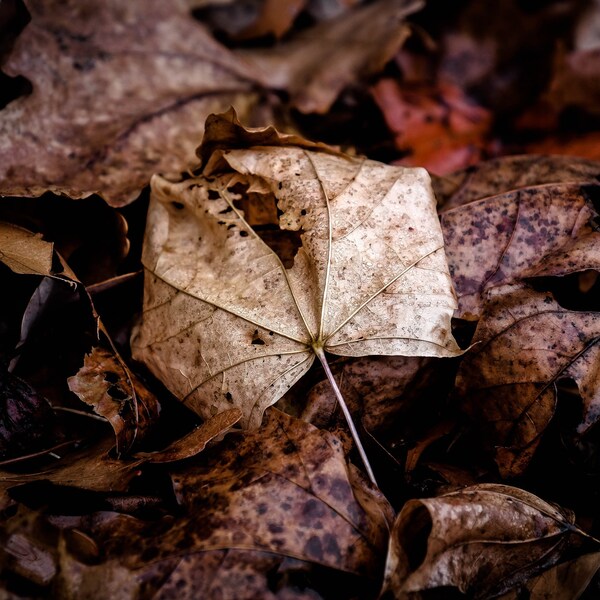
<box><xmin>131</xmin><ymin>111</ymin><xmax>460</xmax><ymax>436</ymax></box>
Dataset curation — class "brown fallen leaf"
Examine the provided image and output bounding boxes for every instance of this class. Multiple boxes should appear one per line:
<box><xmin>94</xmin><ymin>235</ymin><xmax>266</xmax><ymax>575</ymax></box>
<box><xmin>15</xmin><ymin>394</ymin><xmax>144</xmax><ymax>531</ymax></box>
<box><xmin>0</xmin><ymin>221</ymin><xmax>54</xmax><ymax>276</ymax></box>
<box><xmin>526</xmin><ymin>132</ymin><xmax>600</xmax><ymax>163</ymax></box>
<box><xmin>47</xmin><ymin>411</ymin><xmax>393</xmax><ymax>599</ymax></box>
<box><xmin>441</xmin><ymin>182</ymin><xmax>599</xmax><ymax>319</ymax></box>
<box><xmin>67</xmin><ymin>347</ymin><xmax>161</xmax><ymax>455</ymax></box>
<box><xmin>456</xmin><ymin>285</ymin><xmax>600</xmax><ymax>477</ymax></box>
<box><xmin>131</xmin><ymin>111</ymin><xmax>460</xmax><ymax>469</ymax></box>
<box><xmin>497</xmin><ymin>551</ymin><xmax>600</xmax><ymax>600</ymax></box>
<box><xmin>382</xmin><ymin>483</ymin><xmax>585</xmax><ymax>599</ymax></box>
<box><xmin>0</xmin><ymin>437</ymin><xmax>144</xmax><ymax>494</ymax></box>
<box><xmin>134</xmin><ymin>408</ymin><xmax>242</xmax><ymax>463</ymax></box>
<box><xmin>0</xmin><ymin>0</ymin><xmax>259</xmax><ymax>205</ymax></box>
<box><xmin>240</xmin><ymin>0</ymin><xmax>422</xmax><ymax>114</ymax></box>
<box><xmin>432</xmin><ymin>155</ymin><xmax>600</xmax><ymax>211</ymax></box>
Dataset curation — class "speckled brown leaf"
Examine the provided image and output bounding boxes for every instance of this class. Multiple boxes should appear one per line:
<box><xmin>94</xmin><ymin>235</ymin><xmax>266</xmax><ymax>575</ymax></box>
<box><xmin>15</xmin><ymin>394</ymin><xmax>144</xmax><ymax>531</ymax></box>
<box><xmin>131</xmin><ymin>111</ymin><xmax>460</xmax><ymax>430</ymax></box>
<box><xmin>432</xmin><ymin>155</ymin><xmax>600</xmax><ymax>211</ymax></box>
<box><xmin>382</xmin><ymin>484</ymin><xmax>584</xmax><ymax>599</ymax></box>
<box><xmin>67</xmin><ymin>347</ymin><xmax>161</xmax><ymax>455</ymax></box>
<box><xmin>240</xmin><ymin>0</ymin><xmax>422</xmax><ymax>114</ymax></box>
<box><xmin>456</xmin><ymin>285</ymin><xmax>600</xmax><ymax>477</ymax></box>
<box><xmin>441</xmin><ymin>183</ymin><xmax>600</xmax><ymax>319</ymax></box>
<box><xmin>0</xmin><ymin>0</ymin><xmax>259</xmax><ymax>205</ymax></box>
<box><xmin>46</xmin><ymin>410</ymin><xmax>394</xmax><ymax>599</ymax></box>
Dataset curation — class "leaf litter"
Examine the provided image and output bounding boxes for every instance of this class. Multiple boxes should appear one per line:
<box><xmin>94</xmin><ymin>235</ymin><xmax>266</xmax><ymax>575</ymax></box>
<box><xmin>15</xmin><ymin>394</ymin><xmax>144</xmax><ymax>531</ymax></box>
<box><xmin>3</xmin><ymin>1</ymin><xmax>600</xmax><ymax>598</ymax></box>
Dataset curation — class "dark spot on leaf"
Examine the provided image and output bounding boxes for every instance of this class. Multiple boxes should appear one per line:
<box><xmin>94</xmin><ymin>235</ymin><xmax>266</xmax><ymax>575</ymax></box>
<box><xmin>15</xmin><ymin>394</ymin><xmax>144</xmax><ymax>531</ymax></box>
<box><xmin>225</xmin><ymin>392</ymin><xmax>233</xmax><ymax>402</ymax></box>
<box><xmin>171</xmin><ymin>201</ymin><xmax>184</xmax><ymax>210</ymax></box>
<box><xmin>218</xmin><ymin>206</ymin><xmax>233</xmax><ymax>214</ymax></box>
<box><xmin>239</xmin><ymin>231</ymin><xmax>249</xmax><ymax>237</ymax></box>
<box><xmin>300</xmin><ymin>209</ymin><xmax>307</xmax><ymax>216</ymax></box>
<box><xmin>217</xmin><ymin>221</ymin><xmax>226</xmax><ymax>225</ymax></box>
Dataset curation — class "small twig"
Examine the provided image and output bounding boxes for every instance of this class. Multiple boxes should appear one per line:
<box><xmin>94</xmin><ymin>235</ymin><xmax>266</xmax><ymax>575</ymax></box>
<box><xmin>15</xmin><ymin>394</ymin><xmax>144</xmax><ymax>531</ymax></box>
<box><xmin>314</xmin><ymin>347</ymin><xmax>378</xmax><ymax>487</ymax></box>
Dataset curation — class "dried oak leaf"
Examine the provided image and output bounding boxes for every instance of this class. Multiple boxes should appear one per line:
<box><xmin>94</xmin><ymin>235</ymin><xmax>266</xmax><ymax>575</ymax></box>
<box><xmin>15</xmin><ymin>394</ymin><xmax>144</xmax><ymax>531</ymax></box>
<box><xmin>441</xmin><ymin>182</ymin><xmax>600</xmax><ymax>319</ymax></box>
<box><xmin>432</xmin><ymin>155</ymin><xmax>600</xmax><ymax>211</ymax></box>
<box><xmin>53</xmin><ymin>410</ymin><xmax>393</xmax><ymax>599</ymax></box>
<box><xmin>67</xmin><ymin>347</ymin><xmax>161</xmax><ymax>455</ymax></box>
<box><xmin>239</xmin><ymin>0</ymin><xmax>422</xmax><ymax>114</ymax></box>
<box><xmin>382</xmin><ymin>483</ymin><xmax>584</xmax><ymax>599</ymax></box>
<box><xmin>456</xmin><ymin>285</ymin><xmax>600</xmax><ymax>477</ymax></box>
<box><xmin>131</xmin><ymin>110</ymin><xmax>460</xmax><ymax>430</ymax></box>
<box><xmin>0</xmin><ymin>0</ymin><xmax>259</xmax><ymax>205</ymax></box>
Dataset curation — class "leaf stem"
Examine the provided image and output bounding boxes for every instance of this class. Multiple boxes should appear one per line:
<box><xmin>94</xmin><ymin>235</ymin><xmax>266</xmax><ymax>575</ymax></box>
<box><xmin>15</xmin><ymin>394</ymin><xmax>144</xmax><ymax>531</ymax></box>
<box><xmin>313</xmin><ymin>346</ymin><xmax>378</xmax><ymax>487</ymax></box>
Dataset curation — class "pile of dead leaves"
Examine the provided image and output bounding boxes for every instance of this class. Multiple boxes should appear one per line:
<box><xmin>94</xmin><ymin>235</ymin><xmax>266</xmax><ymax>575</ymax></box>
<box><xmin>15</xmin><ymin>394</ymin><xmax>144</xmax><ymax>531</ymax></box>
<box><xmin>2</xmin><ymin>1</ymin><xmax>600</xmax><ymax>598</ymax></box>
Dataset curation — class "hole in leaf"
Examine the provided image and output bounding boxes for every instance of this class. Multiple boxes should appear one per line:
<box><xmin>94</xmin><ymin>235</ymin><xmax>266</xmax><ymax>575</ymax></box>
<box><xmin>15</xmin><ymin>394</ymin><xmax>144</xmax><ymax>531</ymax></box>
<box><xmin>207</xmin><ymin>190</ymin><xmax>220</xmax><ymax>200</ymax></box>
<box><xmin>103</xmin><ymin>371</ymin><xmax>119</xmax><ymax>384</ymax></box>
<box><xmin>171</xmin><ymin>201</ymin><xmax>184</xmax><ymax>210</ymax></box>
<box><xmin>107</xmin><ymin>385</ymin><xmax>129</xmax><ymax>401</ymax></box>
<box><xmin>529</xmin><ymin>272</ymin><xmax>600</xmax><ymax>312</ymax></box>
<box><xmin>0</xmin><ymin>72</ymin><xmax>32</xmax><ymax>109</ymax></box>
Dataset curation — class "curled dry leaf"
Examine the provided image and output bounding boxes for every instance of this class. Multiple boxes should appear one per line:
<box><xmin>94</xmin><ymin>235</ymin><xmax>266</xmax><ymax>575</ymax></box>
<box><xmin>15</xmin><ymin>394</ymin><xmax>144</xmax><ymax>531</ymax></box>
<box><xmin>441</xmin><ymin>182</ymin><xmax>600</xmax><ymax>319</ymax></box>
<box><xmin>240</xmin><ymin>0</ymin><xmax>422</xmax><ymax>114</ymax></box>
<box><xmin>382</xmin><ymin>483</ymin><xmax>583</xmax><ymax>599</ymax></box>
<box><xmin>51</xmin><ymin>411</ymin><xmax>393</xmax><ymax>599</ymax></box>
<box><xmin>67</xmin><ymin>347</ymin><xmax>161</xmax><ymax>455</ymax></box>
<box><xmin>131</xmin><ymin>110</ymin><xmax>460</xmax><ymax>430</ymax></box>
<box><xmin>432</xmin><ymin>155</ymin><xmax>600</xmax><ymax>211</ymax></box>
<box><xmin>0</xmin><ymin>221</ymin><xmax>53</xmax><ymax>276</ymax></box>
<box><xmin>456</xmin><ymin>285</ymin><xmax>600</xmax><ymax>477</ymax></box>
<box><xmin>134</xmin><ymin>407</ymin><xmax>242</xmax><ymax>463</ymax></box>
<box><xmin>0</xmin><ymin>0</ymin><xmax>259</xmax><ymax>205</ymax></box>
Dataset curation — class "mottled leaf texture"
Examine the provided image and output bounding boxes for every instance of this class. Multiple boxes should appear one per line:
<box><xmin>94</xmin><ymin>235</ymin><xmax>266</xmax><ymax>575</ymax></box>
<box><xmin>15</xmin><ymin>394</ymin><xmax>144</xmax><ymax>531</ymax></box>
<box><xmin>51</xmin><ymin>411</ymin><xmax>393</xmax><ymax>599</ymax></box>
<box><xmin>441</xmin><ymin>183</ymin><xmax>600</xmax><ymax>319</ymax></box>
<box><xmin>456</xmin><ymin>285</ymin><xmax>600</xmax><ymax>477</ymax></box>
<box><xmin>0</xmin><ymin>0</ymin><xmax>258</xmax><ymax>205</ymax></box>
<box><xmin>0</xmin><ymin>221</ymin><xmax>53</xmax><ymax>276</ymax></box>
<box><xmin>131</xmin><ymin>110</ymin><xmax>460</xmax><ymax>429</ymax></box>
<box><xmin>382</xmin><ymin>484</ymin><xmax>582</xmax><ymax>599</ymax></box>
<box><xmin>433</xmin><ymin>155</ymin><xmax>600</xmax><ymax>211</ymax></box>
<box><xmin>67</xmin><ymin>347</ymin><xmax>161</xmax><ymax>454</ymax></box>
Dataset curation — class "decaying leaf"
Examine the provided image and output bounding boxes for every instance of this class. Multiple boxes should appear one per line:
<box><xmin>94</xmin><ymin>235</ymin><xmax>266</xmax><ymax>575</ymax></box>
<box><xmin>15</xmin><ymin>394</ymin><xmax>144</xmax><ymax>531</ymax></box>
<box><xmin>456</xmin><ymin>285</ymin><xmax>600</xmax><ymax>477</ymax></box>
<box><xmin>432</xmin><ymin>155</ymin><xmax>600</xmax><ymax>211</ymax></box>
<box><xmin>0</xmin><ymin>221</ymin><xmax>53</xmax><ymax>276</ymax></box>
<box><xmin>26</xmin><ymin>410</ymin><xmax>393</xmax><ymax>599</ymax></box>
<box><xmin>441</xmin><ymin>182</ymin><xmax>599</xmax><ymax>319</ymax></box>
<box><xmin>131</xmin><ymin>110</ymin><xmax>460</xmax><ymax>434</ymax></box>
<box><xmin>382</xmin><ymin>483</ymin><xmax>584</xmax><ymax>599</ymax></box>
<box><xmin>67</xmin><ymin>347</ymin><xmax>161</xmax><ymax>455</ymax></box>
<box><xmin>240</xmin><ymin>0</ymin><xmax>422</xmax><ymax>114</ymax></box>
<box><xmin>0</xmin><ymin>0</ymin><xmax>259</xmax><ymax>205</ymax></box>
